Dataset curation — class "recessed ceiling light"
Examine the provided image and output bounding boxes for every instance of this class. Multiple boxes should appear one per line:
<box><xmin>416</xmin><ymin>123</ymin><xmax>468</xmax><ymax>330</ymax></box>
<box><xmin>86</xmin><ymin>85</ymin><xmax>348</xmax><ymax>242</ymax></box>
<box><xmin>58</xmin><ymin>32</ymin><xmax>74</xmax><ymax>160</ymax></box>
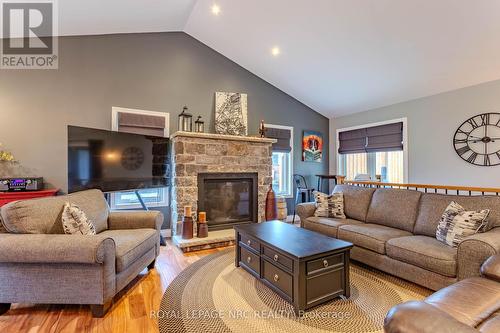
<box><xmin>211</xmin><ymin>4</ymin><xmax>221</xmax><ymax>15</ymax></box>
<box><xmin>271</xmin><ymin>47</ymin><xmax>281</xmax><ymax>57</ymax></box>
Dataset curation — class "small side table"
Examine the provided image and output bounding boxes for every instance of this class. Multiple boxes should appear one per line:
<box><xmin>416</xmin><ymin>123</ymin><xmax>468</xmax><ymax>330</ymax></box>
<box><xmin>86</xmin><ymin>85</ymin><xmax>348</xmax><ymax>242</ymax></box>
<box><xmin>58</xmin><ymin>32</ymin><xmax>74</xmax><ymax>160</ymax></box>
<box><xmin>0</xmin><ymin>189</ymin><xmax>59</xmax><ymax>207</ymax></box>
<box><xmin>316</xmin><ymin>175</ymin><xmax>340</xmax><ymax>193</ymax></box>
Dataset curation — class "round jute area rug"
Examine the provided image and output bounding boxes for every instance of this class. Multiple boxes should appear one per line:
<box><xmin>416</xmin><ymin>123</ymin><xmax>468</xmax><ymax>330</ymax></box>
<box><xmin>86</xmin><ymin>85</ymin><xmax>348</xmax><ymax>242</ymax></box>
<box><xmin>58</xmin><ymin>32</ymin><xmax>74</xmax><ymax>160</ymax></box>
<box><xmin>159</xmin><ymin>249</ymin><xmax>431</xmax><ymax>333</ymax></box>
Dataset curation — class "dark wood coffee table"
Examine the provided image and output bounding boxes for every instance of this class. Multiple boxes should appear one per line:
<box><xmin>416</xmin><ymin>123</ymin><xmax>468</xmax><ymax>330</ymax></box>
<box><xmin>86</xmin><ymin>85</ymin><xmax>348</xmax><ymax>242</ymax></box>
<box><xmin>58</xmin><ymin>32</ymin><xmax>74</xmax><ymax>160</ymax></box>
<box><xmin>234</xmin><ymin>220</ymin><xmax>353</xmax><ymax>314</ymax></box>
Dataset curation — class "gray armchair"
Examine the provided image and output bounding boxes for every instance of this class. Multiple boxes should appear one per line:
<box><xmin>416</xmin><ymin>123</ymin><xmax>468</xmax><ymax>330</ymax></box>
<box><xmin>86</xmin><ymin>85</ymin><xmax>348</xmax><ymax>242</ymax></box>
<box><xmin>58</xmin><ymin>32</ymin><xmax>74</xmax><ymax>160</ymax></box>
<box><xmin>0</xmin><ymin>189</ymin><xmax>163</xmax><ymax>317</ymax></box>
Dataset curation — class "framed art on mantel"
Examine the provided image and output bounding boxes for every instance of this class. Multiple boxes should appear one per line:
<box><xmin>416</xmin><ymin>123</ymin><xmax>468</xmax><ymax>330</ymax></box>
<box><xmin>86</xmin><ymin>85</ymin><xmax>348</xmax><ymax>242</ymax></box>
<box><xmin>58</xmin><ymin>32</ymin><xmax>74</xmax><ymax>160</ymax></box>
<box><xmin>215</xmin><ymin>92</ymin><xmax>248</xmax><ymax>136</ymax></box>
<box><xmin>302</xmin><ymin>130</ymin><xmax>323</xmax><ymax>163</ymax></box>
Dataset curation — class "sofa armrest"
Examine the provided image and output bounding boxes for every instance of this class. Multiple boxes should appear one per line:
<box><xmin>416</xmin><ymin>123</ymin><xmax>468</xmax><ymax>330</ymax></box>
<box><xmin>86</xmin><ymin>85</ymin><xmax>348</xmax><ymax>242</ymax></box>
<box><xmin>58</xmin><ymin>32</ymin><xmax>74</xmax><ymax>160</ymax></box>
<box><xmin>296</xmin><ymin>202</ymin><xmax>316</xmax><ymax>227</ymax></box>
<box><xmin>481</xmin><ymin>255</ymin><xmax>500</xmax><ymax>282</ymax></box>
<box><xmin>458</xmin><ymin>227</ymin><xmax>500</xmax><ymax>280</ymax></box>
<box><xmin>384</xmin><ymin>301</ymin><xmax>477</xmax><ymax>333</ymax></box>
<box><xmin>0</xmin><ymin>234</ymin><xmax>115</xmax><ymax>264</ymax></box>
<box><xmin>108</xmin><ymin>211</ymin><xmax>163</xmax><ymax>231</ymax></box>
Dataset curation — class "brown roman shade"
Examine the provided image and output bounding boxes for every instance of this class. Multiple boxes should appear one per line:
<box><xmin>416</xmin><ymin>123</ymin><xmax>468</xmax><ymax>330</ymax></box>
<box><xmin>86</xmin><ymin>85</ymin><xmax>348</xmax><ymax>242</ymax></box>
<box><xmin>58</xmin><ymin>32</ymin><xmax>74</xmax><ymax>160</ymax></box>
<box><xmin>338</xmin><ymin>122</ymin><xmax>403</xmax><ymax>154</ymax></box>
<box><xmin>338</xmin><ymin>128</ymin><xmax>367</xmax><ymax>154</ymax></box>
<box><xmin>365</xmin><ymin>122</ymin><xmax>403</xmax><ymax>152</ymax></box>
<box><xmin>117</xmin><ymin>112</ymin><xmax>166</xmax><ymax>137</ymax></box>
<box><xmin>266</xmin><ymin>127</ymin><xmax>292</xmax><ymax>152</ymax></box>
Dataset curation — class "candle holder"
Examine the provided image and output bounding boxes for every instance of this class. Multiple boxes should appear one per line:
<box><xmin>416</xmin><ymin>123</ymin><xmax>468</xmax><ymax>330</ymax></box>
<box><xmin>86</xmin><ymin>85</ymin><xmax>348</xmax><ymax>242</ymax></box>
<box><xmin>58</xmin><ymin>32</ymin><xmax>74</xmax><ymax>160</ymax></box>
<box><xmin>178</xmin><ymin>106</ymin><xmax>193</xmax><ymax>132</ymax></box>
<box><xmin>195</xmin><ymin>116</ymin><xmax>205</xmax><ymax>133</ymax></box>
<box><xmin>197</xmin><ymin>211</ymin><xmax>208</xmax><ymax>238</ymax></box>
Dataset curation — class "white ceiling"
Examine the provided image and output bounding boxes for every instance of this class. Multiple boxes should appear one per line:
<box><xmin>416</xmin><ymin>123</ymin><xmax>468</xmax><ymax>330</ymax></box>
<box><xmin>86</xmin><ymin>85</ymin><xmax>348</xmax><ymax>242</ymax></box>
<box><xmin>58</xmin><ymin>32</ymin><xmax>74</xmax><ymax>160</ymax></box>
<box><xmin>57</xmin><ymin>0</ymin><xmax>500</xmax><ymax>118</ymax></box>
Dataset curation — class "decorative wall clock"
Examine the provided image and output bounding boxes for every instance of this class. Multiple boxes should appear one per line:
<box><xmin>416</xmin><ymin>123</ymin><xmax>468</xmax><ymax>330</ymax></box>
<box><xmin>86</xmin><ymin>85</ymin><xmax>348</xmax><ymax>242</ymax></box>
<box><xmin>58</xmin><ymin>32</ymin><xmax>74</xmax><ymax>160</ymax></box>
<box><xmin>121</xmin><ymin>147</ymin><xmax>144</xmax><ymax>170</ymax></box>
<box><xmin>453</xmin><ymin>113</ymin><xmax>500</xmax><ymax>166</ymax></box>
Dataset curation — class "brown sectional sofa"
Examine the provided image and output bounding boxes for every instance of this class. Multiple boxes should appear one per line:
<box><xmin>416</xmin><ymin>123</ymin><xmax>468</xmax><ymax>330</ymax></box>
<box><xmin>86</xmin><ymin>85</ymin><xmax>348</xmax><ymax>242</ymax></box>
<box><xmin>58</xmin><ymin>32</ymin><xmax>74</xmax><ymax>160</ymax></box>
<box><xmin>0</xmin><ymin>189</ymin><xmax>163</xmax><ymax>317</ymax></box>
<box><xmin>297</xmin><ymin>185</ymin><xmax>500</xmax><ymax>290</ymax></box>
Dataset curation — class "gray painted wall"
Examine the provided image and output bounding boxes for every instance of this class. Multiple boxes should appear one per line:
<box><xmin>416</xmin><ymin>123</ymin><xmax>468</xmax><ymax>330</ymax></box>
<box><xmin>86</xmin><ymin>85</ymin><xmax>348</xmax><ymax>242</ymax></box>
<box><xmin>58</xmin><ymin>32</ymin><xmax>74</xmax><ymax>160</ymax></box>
<box><xmin>0</xmin><ymin>32</ymin><xmax>328</xmax><ymax>208</ymax></box>
<box><xmin>329</xmin><ymin>79</ymin><xmax>500</xmax><ymax>187</ymax></box>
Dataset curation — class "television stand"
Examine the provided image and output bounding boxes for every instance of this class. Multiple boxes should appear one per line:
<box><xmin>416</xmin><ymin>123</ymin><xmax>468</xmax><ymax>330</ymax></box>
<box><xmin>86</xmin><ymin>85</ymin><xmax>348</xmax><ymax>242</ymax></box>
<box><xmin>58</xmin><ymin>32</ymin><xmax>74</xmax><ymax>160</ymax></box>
<box><xmin>134</xmin><ymin>190</ymin><xmax>167</xmax><ymax>247</ymax></box>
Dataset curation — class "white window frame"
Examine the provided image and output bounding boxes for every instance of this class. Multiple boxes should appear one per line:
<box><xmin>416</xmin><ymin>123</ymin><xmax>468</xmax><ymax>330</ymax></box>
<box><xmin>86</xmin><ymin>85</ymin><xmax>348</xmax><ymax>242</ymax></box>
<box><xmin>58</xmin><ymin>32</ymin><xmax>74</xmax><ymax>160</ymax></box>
<box><xmin>336</xmin><ymin>117</ymin><xmax>408</xmax><ymax>183</ymax></box>
<box><xmin>110</xmin><ymin>106</ymin><xmax>170</xmax><ymax>209</ymax></box>
<box><xmin>111</xmin><ymin>106</ymin><xmax>170</xmax><ymax>137</ymax></box>
<box><xmin>266</xmin><ymin>123</ymin><xmax>294</xmax><ymax>198</ymax></box>
<box><xmin>109</xmin><ymin>188</ymin><xmax>169</xmax><ymax>210</ymax></box>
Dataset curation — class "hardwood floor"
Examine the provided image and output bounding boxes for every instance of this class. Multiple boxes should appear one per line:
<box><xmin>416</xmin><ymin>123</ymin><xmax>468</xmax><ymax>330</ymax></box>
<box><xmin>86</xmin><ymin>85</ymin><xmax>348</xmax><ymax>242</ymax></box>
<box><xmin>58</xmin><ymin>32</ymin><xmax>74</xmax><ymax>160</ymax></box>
<box><xmin>0</xmin><ymin>241</ymin><xmax>227</xmax><ymax>333</ymax></box>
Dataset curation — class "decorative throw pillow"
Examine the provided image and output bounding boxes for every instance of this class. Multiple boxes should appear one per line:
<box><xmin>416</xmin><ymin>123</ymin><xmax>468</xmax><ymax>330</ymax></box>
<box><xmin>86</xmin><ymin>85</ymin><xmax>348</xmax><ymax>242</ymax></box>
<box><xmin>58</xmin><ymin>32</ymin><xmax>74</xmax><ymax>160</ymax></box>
<box><xmin>436</xmin><ymin>201</ymin><xmax>490</xmax><ymax>247</ymax></box>
<box><xmin>0</xmin><ymin>216</ymin><xmax>7</xmax><ymax>233</ymax></box>
<box><xmin>313</xmin><ymin>191</ymin><xmax>346</xmax><ymax>219</ymax></box>
<box><xmin>61</xmin><ymin>202</ymin><xmax>96</xmax><ymax>235</ymax></box>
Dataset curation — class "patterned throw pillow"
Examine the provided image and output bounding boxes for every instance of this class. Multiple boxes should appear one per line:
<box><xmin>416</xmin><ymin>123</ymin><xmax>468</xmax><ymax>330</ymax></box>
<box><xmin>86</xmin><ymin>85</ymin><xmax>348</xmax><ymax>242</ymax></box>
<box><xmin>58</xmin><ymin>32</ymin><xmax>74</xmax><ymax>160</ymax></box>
<box><xmin>313</xmin><ymin>191</ymin><xmax>346</xmax><ymax>219</ymax></box>
<box><xmin>436</xmin><ymin>201</ymin><xmax>489</xmax><ymax>247</ymax></box>
<box><xmin>61</xmin><ymin>202</ymin><xmax>96</xmax><ymax>235</ymax></box>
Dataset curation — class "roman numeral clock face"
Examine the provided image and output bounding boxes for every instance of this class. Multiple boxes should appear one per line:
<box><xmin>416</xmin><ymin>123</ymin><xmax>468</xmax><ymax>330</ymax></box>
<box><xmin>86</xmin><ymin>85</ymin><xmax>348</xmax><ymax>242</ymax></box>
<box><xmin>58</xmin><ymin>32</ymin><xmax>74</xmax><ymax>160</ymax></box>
<box><xmin>453</xmin><ymin>113</ymin><xmax>500</xmax><ymax>166</ymax></box>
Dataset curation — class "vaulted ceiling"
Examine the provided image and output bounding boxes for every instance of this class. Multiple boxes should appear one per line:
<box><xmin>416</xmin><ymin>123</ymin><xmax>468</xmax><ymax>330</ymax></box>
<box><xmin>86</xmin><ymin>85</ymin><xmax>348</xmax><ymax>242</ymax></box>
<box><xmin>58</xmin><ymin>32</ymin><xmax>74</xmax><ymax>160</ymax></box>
<box><xmin>57</xmin><ymin>0</ymin><xmax>500</xmax><ymax>117</ymax></box>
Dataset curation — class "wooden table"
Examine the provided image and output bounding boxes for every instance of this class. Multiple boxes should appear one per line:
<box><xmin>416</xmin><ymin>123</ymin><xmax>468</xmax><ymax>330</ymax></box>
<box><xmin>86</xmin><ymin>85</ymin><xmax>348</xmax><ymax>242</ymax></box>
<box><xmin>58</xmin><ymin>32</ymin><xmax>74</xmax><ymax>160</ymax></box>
<box><xmin>315</xmin><ymin>174</ymin><xmax>340</xmax><ymax>193</ymax></box>
<box><xmin>234</xmin><ymin>221</ymin><xmax>353</xmax><ymax>314</ymax></box>
<box><xmin>0</xmin><ymin>189</ymin><xmax>59</xmax><ymax>207</ymax></box>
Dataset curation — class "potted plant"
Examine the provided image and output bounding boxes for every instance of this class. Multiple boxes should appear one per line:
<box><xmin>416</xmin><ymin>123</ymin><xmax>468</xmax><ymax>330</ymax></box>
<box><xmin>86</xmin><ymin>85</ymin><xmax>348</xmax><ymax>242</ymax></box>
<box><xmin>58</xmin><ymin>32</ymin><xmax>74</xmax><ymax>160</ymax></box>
<box><xmin>0</xmin><ymin>143</ymin><xmax>15</xmax><ymax>162</ymax></box>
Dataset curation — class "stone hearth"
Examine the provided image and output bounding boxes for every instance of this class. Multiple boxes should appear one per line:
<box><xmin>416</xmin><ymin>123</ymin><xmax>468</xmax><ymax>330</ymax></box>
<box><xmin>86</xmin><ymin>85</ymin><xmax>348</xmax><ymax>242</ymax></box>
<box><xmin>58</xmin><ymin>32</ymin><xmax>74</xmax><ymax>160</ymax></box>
<box><xmin>170</xmin><ymin>131</ymin><xmax>275</xmax><ymax>250</ymax></box>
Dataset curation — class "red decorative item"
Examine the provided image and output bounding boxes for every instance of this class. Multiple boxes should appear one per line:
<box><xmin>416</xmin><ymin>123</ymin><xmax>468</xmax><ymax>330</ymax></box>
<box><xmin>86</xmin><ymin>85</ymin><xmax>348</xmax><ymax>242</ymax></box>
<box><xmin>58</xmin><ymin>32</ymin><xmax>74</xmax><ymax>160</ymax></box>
<box><xmin>0</xmin><ymin>189</ymin><xmax>58</xmax><ymax>207</ymax></box>
<box><xmin>265</xmin><ymin>184</ymin><xmax>278</xmax><ymax>221</ymax></box>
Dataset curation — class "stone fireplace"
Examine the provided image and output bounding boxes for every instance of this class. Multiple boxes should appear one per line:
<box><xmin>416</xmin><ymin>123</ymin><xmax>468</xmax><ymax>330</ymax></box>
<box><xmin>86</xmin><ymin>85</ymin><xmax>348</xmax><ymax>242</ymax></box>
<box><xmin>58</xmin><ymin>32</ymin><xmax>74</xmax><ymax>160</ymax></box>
<box><xmin>170</xmin><ymin>131</ymin><xmax>275</xmax><ymax>251</ymax></box>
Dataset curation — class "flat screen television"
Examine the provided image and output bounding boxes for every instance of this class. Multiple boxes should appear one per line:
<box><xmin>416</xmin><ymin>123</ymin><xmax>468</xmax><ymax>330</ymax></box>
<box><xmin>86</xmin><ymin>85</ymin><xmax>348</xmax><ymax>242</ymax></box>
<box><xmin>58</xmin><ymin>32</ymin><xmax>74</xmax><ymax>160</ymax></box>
<box><xmin>68</xmin><ymin>125</ymin><xmax>170</xmax><ymax>193</ymax></box>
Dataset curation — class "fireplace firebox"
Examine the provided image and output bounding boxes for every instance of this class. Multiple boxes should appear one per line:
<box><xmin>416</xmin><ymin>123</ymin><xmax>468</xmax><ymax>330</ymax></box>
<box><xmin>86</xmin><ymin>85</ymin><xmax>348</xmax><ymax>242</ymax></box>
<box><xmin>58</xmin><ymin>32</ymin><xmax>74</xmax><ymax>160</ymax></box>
<box><xmin>198</xmin><ymin>173</ymin><xmax>258</xmax><ymax>230</ymax></box>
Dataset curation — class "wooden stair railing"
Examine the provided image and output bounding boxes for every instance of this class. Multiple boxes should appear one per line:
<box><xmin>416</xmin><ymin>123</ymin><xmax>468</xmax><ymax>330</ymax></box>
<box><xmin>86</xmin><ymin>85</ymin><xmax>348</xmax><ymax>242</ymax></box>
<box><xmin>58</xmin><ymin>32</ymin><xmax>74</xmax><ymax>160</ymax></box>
<box><xmin>339</xmin><ymin>179</ymin><xmax>500</xmax><ymax>196</ymax></box>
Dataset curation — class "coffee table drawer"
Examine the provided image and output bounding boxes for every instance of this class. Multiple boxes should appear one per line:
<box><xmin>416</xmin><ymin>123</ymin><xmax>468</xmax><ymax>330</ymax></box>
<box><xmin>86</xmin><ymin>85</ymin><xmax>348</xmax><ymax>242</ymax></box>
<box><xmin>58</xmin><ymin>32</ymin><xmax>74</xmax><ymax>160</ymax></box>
<box><xmin>307</xmin><ymin>253</ymin><xmax>344</xmax><ymax>275</ymax></box>
<box><xmin>262</xmin><ymin>260</ymin><xmax>292</xmax><ymax>299</ymax></box>
<box><xmin>240</xmin><ymin>246</ymin><xmax>260</xmax><ymax>275</ymax></box>
<box><xmin>239</xmin><ymin>233</ymin><xmax>260</xmax><ymax>252</ymax></box>
<box><xmin>263</xmin><ymin>246</ymin><xmax>293</xmax><ymax>271</ymax></box>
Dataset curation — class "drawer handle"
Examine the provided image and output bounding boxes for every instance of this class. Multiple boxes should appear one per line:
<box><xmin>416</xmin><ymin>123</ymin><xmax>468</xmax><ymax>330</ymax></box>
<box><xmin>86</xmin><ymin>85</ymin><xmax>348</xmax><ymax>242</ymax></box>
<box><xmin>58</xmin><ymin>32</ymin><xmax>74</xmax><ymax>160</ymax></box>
<box><xmin>246</xmin><ymin>257</ymin><xmax>252</xmax><ymax>264</ymax></box>
<box><xmin>247</xmin><ymin>240</ymin><xmax>252</xmax><ymax>246</ymax></box>
<box><xmin>273</xmin><ymin>254</ymin><xmax>279</xmax><ymax>262</ymax></box>
<box><xmin>323</xmin><ymin>260</ymin><xmax>329</xmax><ymax>268</ymax></box>
<box><xmin>273</xmin><ymin>274</ymin><xmax>279</xmax><ymax>282</ymax></box>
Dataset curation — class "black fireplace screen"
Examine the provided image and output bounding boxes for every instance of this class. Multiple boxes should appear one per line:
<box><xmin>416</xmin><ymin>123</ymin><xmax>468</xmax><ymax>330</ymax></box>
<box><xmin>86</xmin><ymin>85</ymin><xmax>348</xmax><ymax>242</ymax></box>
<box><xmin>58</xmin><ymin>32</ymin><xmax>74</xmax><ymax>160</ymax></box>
<box><xmin>198</xmin><ymin>173</ymin><xmax>258</xmax><ymax>230</ymax></box>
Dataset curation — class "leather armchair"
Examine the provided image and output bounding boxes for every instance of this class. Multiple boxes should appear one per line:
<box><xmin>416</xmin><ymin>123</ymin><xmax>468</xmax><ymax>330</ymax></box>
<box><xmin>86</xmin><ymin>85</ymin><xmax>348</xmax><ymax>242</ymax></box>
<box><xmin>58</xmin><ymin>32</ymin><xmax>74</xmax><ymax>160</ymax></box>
<box><xmin>384</xmin><ymin>255</ymin><xmax>500</xmax><ymax>333</ymax></box>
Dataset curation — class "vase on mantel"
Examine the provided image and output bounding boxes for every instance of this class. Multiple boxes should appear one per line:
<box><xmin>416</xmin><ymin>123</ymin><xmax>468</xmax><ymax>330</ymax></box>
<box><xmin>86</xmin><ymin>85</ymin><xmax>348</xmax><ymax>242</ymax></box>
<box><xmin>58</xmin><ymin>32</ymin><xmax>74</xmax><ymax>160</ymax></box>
<box><xmin>265</xmin><ymin>184</ymin><xmax>278</xmax><ymax>221</ymax></box>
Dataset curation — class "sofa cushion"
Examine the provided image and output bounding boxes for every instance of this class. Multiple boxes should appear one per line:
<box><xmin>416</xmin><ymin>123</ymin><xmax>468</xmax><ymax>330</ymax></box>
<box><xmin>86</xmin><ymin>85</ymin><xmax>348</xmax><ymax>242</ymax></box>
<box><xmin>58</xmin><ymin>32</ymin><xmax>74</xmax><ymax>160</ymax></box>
<box><xmin>386</xmin><ymin>236</ymin><xmax>457</xmax><ymax>277</ymax></box>
<box><xmin>313</xmin><ymin>192</ymin><xmax>346</xmax><ymax>219</ymax></box>
<box><xmin>333</xmin><ymin>185</ymin><xmax>375</xmax><ymax>221</ymax></box>
<box><xmin>425</xmin><ymin>277</ymin><xmax>500</xmax><ymax>327</ymax></box>
<box><xmin>366</xmin><ymin>188</ymin><xmax>422</xmax><ymax>232</ymax></box>
<box><xmin>61</xmin><ymin>202</ymin><xmax>96</xmax><ymax>235</ymax></box>
<box><xmin>338</xmin><ymin>223</ymin><xmax>412</xmax><ymax>254</ymax></box>
<box><xmin>304</xmin><ymin>216</ymin><xmax>363</xmax><ymax>237</ymax></box>
<box><xmin>415</xmin><ymin>193</ymin><xmax>500</xmax><ymax>237</ymax></box>
<box><xmin>477</xmin><ymin>311</ymin><xmax>500</xmax><ymax>333</ymax></box>
<box><xmin>0</xmin><ymin>189</ymin><xmax>109</xmax><ymax>234</ymax></box>
<box><xmin>99</xmin><ymin>228</ymin><xmax>158</xmax><ymax>273</ymax></box>
<box><xmin>436</xmin><ymin>201</ymin><xmax>490</xmax><ymax>248</ymax></box>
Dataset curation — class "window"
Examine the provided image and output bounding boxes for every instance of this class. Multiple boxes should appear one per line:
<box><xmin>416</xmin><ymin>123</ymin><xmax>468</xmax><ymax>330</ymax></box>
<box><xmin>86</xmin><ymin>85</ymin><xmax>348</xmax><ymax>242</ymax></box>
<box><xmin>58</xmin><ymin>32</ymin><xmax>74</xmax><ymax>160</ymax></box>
<box><xmin>110</xmin><ymin>187</ymin><xmax>169</xmax><ymax>210</ymax></box>
<box><xmin>266</xmin><ymin>124</ymin><xmax>293</xmax><ymax>198</ymax></box>
<box><xmin>339</xmin><ymin>151</ymin><xmax>404</xmax><ymax>183</ymax></box>
<box><xmin>109</xmin><ymin>107</ymin><xmax>171</xmax><ymax>210</ymax></box>
<box><xmin>272</xmin><ymin>151</ymin><xmax>292</xmax><ymax>197</ymax></box>
<box><xmin>337</xmin><ymin>119</ymin><xmax>407</xmax><ymax>183</ymax></box>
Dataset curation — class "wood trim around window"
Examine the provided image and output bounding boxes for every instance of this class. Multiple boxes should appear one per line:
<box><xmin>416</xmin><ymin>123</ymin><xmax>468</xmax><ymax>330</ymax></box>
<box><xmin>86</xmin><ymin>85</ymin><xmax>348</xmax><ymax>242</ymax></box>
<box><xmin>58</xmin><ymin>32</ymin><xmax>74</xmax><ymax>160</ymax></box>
<box><xmin>336</xmin><ymin>118</ymin><xmax>408</xmax><ymax>183</ymax></box>
<box><xmin>266</xmin><ymin>123</ymin><xmax>294</xmax><ymax>198</ymax></box>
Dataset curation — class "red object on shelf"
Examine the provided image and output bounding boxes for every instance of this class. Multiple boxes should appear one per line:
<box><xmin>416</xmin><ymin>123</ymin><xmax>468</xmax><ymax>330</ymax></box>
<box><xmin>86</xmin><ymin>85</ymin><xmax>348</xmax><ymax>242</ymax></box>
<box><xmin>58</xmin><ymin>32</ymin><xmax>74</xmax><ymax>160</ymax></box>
<box><xmin>0</xmin><ymin>189</ymin><xmax>59</xmax><ymax>207</ymax></box>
